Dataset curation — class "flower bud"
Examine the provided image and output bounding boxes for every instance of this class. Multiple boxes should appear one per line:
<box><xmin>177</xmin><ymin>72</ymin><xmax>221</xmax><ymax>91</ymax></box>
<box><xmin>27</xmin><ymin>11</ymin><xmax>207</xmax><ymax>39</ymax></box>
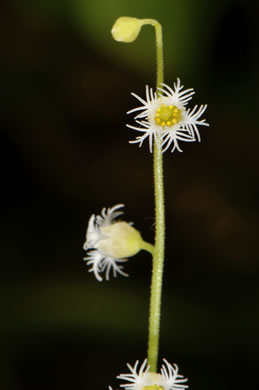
<box><xmin>111</xmin><ymin>17</ymin><xmax>143</xmax><ymax>43</ymax></box>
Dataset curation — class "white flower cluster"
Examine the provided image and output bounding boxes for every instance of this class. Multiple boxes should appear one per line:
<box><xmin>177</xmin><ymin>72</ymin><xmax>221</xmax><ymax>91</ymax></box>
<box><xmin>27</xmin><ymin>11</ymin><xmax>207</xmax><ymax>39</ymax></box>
<box><xmin>127</xmin><ymin>78</ymin><xmax>209</xmax><ymax>153</ymax></box>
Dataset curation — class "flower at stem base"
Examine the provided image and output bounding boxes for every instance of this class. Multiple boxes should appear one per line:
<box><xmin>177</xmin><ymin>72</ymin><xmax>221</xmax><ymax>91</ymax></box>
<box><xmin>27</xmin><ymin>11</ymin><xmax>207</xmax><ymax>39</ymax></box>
<box><xmin>110</xmin><ymin>359</ymin><xmax>188</xmax><ymax>390</ymax></box>
<box><xmin>127</xmin><ymin>78</ymin><xmax>209</xmax><ymax>153</ymax></box>
<box><xmin>83</xmin><ymin>204</ymin><xmax>153</xmax><ymax>281</ymax></box>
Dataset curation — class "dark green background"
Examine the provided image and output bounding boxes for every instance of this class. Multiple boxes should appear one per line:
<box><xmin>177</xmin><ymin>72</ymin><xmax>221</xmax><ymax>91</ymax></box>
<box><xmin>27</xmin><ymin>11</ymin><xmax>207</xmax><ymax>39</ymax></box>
<box><xmin>0</xmin><ymin>0</ymin><xmax>258</xmax><ymax>389</ymax></box>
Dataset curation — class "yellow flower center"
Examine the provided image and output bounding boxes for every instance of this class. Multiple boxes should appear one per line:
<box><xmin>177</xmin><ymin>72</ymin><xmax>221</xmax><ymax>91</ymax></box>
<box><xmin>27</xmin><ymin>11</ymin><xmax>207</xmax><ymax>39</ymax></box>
<box><xmin>155</xmin><ymin>104</ymin><xmax>182</xmax><ymax>128</ymax></box>
<box><xmin>142</xmin><ymin>386</ymin><xmax>164</xmax><ymax>390</ymax></box>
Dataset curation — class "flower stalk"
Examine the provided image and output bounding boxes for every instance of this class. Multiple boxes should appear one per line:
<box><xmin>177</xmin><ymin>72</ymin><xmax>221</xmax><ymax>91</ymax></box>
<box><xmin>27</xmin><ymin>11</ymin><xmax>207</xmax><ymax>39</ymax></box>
<box><xmin>147</xmin><ymin>20</ymin><xmax>165</xmax><ymax>372</ymax></box>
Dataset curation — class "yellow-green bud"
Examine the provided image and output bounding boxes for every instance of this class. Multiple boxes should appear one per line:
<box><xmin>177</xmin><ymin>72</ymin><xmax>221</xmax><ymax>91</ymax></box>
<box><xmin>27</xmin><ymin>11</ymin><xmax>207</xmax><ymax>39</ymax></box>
<box><xmin>98</xmin><ymin>221</ymin><xmax>143</xmax><ymax>258</ymax></box>
<box><xmin>111</xmin><ymin>17</ymin><xmax>143</xmax><ymax>43</ymax></box>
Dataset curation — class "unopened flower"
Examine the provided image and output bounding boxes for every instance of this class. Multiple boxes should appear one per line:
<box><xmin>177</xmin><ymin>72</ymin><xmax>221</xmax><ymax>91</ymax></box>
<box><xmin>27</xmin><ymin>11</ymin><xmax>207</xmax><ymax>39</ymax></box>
<box><xmin>127</xmin><ymin>78</ymin><xmax>209</xmax><ymax>153</ymax></box>
<box><xmin>83</xmin><ymin>204</ymin><xmax>150</xmax><ymax>281</ymax></box>
<box><xmin>114</xmin><ymin>359</ymin><xmax>188</xmax><ymax>390</ymax></box>
<box><xmin>111</xmin><ymin>17</ymin><xmax>143</xmax><ymax>43</ymax></box>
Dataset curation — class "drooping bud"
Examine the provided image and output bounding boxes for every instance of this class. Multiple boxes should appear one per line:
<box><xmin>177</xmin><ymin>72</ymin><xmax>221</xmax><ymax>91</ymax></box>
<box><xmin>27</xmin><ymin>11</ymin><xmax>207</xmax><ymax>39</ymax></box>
<box><xmin>111</xmin><ymin>17</ymin><xmax>143</xmax><ymax>43</ymax></box>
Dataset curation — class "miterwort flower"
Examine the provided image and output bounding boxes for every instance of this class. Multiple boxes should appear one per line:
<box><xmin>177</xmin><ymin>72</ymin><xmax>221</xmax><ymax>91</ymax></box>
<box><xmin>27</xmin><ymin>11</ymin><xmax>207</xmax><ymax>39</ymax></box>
<box><xmin>112</xmin><ymin>358</ymin><xmax>188</xmax><ymax>390</ymax></box>
<box><xmin>127</xmin><ymin>78</ymin><xmax>209</xmax><ymax>153</ymax></box>
<box><xmin>83</xmin><ymin>204</ymin><xmax>151</xmax><ymax>281</ymax></box>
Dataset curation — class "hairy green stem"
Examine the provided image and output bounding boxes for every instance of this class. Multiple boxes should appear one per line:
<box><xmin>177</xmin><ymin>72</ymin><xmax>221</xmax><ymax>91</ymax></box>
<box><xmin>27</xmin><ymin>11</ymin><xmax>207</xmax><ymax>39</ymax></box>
<box><xmin>141</xmin><ymin>20</ymin><xmax>165</xmax><ymax>372</ymax></box>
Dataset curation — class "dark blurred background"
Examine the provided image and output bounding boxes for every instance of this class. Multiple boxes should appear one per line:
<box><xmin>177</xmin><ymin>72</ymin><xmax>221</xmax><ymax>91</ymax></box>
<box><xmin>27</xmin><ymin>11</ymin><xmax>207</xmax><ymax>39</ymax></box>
<box><xmin>0</xmin><ymin>0</ymin><xmax>258</xmax><ymax>389</ymax></box>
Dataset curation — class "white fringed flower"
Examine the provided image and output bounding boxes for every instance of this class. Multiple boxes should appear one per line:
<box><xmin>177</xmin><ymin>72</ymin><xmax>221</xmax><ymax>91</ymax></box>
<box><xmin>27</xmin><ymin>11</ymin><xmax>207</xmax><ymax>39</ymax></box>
<box><xmin>115</xmin><ymin>359</ymin><xmax>188</xmax><ymax>390</ymax></box>
<box><xmin>127</xmin><ymin>78</ymin><xmax>209</xmax><ymax>153</ymax></box>
<box><xmin>83</xmin><ymin>204</ymin><xmax>144</xmax><ymax>282</ymax></box>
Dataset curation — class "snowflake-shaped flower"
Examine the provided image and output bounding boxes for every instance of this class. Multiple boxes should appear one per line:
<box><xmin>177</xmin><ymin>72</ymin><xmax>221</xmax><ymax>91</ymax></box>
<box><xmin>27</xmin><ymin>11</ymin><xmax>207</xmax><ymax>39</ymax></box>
<box><xmin>112</xmin><ymin>359</ymin><xmax>188</xmax><ymax>390</ymax></box>
<box><xmin>127</xmin><ymin>78</ymin><xmax>209</xmax><ymax>153</ymax></box>
<box><xmin>83</xmin><ymin>204</ymin><xmax>143</xmax><ymax>281</ymax></box>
